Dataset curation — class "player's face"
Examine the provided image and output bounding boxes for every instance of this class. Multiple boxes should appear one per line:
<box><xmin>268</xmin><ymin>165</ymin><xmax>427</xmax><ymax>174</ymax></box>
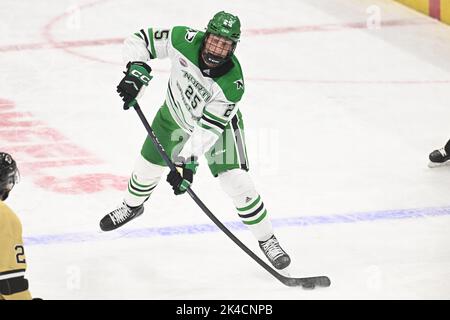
<box><xmin>202</xmin><ymin>34</ymin><xmax>234</xmax><ymax>66</ymax></box>
<box><xmin>1</xmin><ymin>170</ymin><xmax>20</xmax><ymax>200</ymax></box>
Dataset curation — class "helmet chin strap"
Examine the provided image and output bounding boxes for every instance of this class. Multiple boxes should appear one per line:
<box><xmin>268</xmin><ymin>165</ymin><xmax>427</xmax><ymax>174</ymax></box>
<box><xmin>202</xmin><ymin>51</ymin><xmax>226</xmax><ymax>67</ymax></box>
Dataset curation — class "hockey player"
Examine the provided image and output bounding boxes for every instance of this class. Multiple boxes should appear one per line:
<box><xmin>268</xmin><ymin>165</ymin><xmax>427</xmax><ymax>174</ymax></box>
<box><xmin>0</xmin><ymin>152</ymin><xmax>32</xmax><ymax>300</ymax></box>
<box><xmin>429</xmin><ymin>139</ymin><xmax>450</xmax><ymax>168</ymax></box>
<box><xmin>99</xmin><ymin>11</ymin><xmax>291</xmax><ymax>270</ymax></box>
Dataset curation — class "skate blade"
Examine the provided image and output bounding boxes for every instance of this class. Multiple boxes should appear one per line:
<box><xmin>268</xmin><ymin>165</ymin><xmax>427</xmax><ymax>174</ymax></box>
<box><xmin>428</xmin><ymin>160</ymin><xmax>450</xmax><ymax>168</ymax></box>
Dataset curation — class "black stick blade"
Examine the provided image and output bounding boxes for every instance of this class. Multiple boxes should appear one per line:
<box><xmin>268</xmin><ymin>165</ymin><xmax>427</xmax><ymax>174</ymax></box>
<box><xmin>281</xmin><ymin>275</ymin><xmax>331</xmax><ymax>288</ymax></box>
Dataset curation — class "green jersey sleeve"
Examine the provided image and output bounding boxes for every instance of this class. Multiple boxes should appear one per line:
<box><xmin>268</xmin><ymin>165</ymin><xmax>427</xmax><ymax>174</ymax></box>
<box><xmin>199</xmin><ymin>58</ymin><xmax>245</xmax><ymax>137</ymax></box>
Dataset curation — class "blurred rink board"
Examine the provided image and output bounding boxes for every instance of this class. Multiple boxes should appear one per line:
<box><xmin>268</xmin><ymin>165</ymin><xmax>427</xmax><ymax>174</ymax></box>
<box><xmin>396</xmin><ymin>0</ymin><xmax>450</xmax><ymax>24</ymax></box>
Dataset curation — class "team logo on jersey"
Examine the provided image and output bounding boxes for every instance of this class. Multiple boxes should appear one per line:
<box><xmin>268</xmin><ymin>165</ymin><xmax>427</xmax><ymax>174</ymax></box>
<box><xmin>185</xmin><ymin>29</ymin><xmax>198</xmax><ymax>42</ymax></box>
<box><xmin>179</xmin><ymin>58</ymin><xmax>188</xmax><ymax>67</ymax></box>
<box><xmin>234</xmin><ymin>79</ymin><xmax>244</xmax><ymax>90</ymax></box>
<box><xmin>182</xmin><ymin>70</ymin><xmax>212</xmax><ymax>102</ymax></box>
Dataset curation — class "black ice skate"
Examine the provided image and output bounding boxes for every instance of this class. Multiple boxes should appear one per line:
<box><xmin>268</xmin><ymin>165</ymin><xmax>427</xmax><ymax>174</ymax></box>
<box><xmin>259</xmin><ymin>235</ymin><xmax>291</xmax><ymax>270</ymax></box>
<box><xmin>100</xmin><ymin>201</ymin><xmax>144</xmax><ymax>231</ymax></box>
<box><xmin>429</xmin><ymin>147</ymin><xmax>450</xmax><ymax>168</ymax></box>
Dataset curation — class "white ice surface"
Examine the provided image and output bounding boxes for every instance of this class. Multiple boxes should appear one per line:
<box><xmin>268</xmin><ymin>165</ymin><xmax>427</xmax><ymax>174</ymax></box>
<box><xmin>0</xmin><ymin>0</ymin><xmax>449</xmax><ymax>299</ymax></box>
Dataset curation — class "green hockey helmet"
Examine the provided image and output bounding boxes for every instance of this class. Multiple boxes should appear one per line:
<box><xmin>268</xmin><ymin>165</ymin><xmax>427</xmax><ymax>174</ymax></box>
<box><xmin>201</xmin><ymin>11</ymin><xmax>241</xmax><ymax>67</ymax></box>
<box><xmin>206</xmin><ymin>11</ymin><xmax>241</xmax><ymax>42</ymax></box>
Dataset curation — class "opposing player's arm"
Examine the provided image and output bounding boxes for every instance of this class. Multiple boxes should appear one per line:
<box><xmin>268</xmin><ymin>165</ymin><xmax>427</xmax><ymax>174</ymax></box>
<box><xmin>0</xmin><ymin>237</ymin><xmax>31</xmax><ymax>299</ymax></box>
<box><xmin>0</xmin><ymin>206</ymin><xmax>32</xmax><ymax>300</ymax></box>
<box><xmin>123</xmin><ymin>27</ymin><xmax>172</xmax><ymax>63</ymax></box>
<box><xmin>0</xmin><ymin>272</ymin><xmax>31</xmax><ymax>300</ymax></box>
<box><xmin>0</xmin><ymin>250</ymin><xmax>31</xmax><ymax>300</ymax></box>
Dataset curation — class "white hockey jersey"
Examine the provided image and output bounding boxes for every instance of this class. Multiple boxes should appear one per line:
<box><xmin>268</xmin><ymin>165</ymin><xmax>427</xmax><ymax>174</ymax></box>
<box><xmin>123</xmin><ymin>26</ymin><xmax>245</xmax><ymax>158</ymax></box>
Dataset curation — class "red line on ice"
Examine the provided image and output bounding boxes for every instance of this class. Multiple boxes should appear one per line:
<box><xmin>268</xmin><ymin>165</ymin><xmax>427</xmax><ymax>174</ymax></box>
<box><xmin>0</xmin><ymin>98</ymin><xmax>127</xmax><ymax>194</ymax></box>
<box><xmin>40</xmin><ymin>0</ymin><xmax>115</xmax><ymax>64</ymax></box>
<box><xmin>2</xmin><ymin>2</ymin><xmax>447</xmax><ymax>84</ymax></box>
<box><xmin>0</xmin><ymin>19</ymin><xmax>434</xmax><ymax>53</ymax></box>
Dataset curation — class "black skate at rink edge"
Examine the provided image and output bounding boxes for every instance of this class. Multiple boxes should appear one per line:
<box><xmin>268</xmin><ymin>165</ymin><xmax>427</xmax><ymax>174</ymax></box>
<box><xmin>429</xmin><ymin>148</ymin><xmax>450</xmax><ymax>167</ymax></box>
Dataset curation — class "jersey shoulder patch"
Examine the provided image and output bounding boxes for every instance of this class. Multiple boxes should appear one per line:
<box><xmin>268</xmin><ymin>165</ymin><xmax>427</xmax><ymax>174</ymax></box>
<box><xmin>171</xmin><ymin>26</ymin><xmax>201</xmax><ymax>44</ymax></box>
<box><xmin>170</xmin><ymin>26</ymin><xmax>204</xmax><ymax>66</ymax></box>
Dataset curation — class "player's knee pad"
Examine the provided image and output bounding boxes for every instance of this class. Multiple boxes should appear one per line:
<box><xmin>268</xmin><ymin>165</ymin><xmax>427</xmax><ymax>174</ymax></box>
<box><xmin>132</xmin><ymin>154</ymin><xmax>165</xmax><ymax>183</ymax></box>
<box><xmin>218</xmin><ymin>169</ymin><xmax>258</xmax><ymax>206</ymax></box>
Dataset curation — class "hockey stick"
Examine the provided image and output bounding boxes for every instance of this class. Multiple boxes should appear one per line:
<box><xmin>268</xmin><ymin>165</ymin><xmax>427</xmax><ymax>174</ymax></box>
<box><xmin>132</xmin><ymin>102</ymin><xmax>330</xmax><ymax>288</ymax></box>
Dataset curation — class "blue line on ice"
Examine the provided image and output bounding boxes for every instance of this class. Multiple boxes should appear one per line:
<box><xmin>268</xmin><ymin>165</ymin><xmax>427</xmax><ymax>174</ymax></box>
<box><xmin>24</xmin><ymin>206</ymin><xmax>450</xmax><ymax>246</ymax></box>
